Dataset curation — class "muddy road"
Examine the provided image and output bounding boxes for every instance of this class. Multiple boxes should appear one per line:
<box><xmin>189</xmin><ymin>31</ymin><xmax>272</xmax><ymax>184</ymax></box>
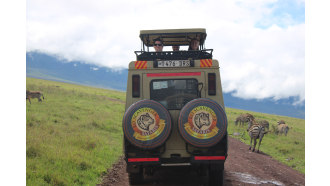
<box><xmin>99</xmin><ymin>137</ymin><xmax>304</xmax><ymax>186</ymax></box>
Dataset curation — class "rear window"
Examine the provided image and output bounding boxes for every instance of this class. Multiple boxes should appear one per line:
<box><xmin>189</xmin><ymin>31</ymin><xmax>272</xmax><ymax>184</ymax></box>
<box><xmin>150</xmin><ymin>79</ymin><xmax>199</xmax><ymax>109</ymax></box>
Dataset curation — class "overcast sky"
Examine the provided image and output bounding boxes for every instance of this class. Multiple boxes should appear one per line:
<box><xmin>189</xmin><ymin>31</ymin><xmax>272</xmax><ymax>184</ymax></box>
<box><xmin>26</xmin><ymin>0</ymin><xmax>305</xmax><ymax>104</ymax></box>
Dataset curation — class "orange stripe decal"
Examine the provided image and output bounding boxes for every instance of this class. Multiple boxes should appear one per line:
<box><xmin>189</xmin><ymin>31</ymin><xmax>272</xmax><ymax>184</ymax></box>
<box><xmin>138</xmin><ymin>61</ymin><xmax>143</xmax><ymax>69</ymax></box>
<box><xmin>200</xmin><ymin>60</ymin><xmax>205</xmax><ymax>67</ymax></box>
<box><xmin>200</xmin><ymin>59</ymin><xmax>212</xmax><ymax>67</ymax></box>
<box><xmin>134</xmin><ymin>61</ymin><xmax>139</xmax><ymax>69</ymax></box>
<box><xmin>135</xmin><ymin>61</ymin><xmax>147</xmax><ymax>69</ymax></box>
<box><xmin>207</xmin><ymin>59</ymin><xmax>212</xmax><ymax>67</ymax></box>
<box><xmin>142</xmin><ymin>61</ymin><xmax>147</xmax><ymax>69</ymax></box>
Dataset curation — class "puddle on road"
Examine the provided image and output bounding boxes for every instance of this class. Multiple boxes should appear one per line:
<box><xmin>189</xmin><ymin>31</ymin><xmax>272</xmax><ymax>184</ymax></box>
<box><xmin>228</xmin><ymin>172</ymin><xmax>284</xmax><ymax>185</ymax></box>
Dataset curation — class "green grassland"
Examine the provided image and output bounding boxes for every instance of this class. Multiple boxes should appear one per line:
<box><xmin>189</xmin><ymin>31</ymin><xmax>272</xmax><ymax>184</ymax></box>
<box><xmin>26</xmin><ymin>77</ymin><xmax>304</xmax><ymax>185</ymax></box>
<box><xmin>26</xmin><ymin>77</ymin><xmax>125</xmax><ymax>185</ymax></box>
<box><xmin>226</xmin><ymin>108</ymin><xmax>305</xmax><ymax>173</ymax></box>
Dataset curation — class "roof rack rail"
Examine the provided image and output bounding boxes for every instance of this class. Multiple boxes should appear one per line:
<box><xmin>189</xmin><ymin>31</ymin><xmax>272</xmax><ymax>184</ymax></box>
<box><xmin>135</xmin><ymin>49</ymin><xmax>213</xmax><ymax>61</ymax></box>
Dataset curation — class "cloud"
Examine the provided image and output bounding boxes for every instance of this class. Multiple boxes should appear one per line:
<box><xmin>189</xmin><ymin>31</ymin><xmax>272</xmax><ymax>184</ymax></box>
<box><xmin>217</xmin><ymin>24</ymin><xmax>304</xmax><ymax>103</ymax></box>
<box><xmin>27</xmin><ymin>0</ymin><xmax>305</xmax><ymax>103</ymax></box>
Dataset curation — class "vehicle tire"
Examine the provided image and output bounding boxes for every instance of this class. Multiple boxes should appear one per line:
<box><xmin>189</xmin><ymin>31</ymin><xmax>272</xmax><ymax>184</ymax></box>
<box><xmin>178</xmin><ymin>98</ymin><xmax>227</xmax><ymax>148</ymax></box>
<box><xmin>123</xmin><ymin>99</ymin><xmax>172</xmax><ymax>149</ymax></box>
<box><xmin>209</xmin><ymin>168</ymin><xmax>224</xmax><ymax>186</ymax></box>
<box><xmin>128</xmin><ymin>171</ymin><xmax>144</xmax><ymax>185</ymax></box>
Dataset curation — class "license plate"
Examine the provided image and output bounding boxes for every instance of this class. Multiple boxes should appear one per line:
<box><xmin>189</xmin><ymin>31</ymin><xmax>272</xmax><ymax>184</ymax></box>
<box><xmin>158</xmin><ymin>60</ymin><xmax>191</xmax><ymax>68</ymax></box>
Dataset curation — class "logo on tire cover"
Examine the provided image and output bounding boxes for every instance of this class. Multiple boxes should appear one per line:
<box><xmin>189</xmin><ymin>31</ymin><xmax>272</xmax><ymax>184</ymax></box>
<box><xmin>131</xmin><ymin>107</ymin><xmax>165</xmax><ymax>141</ymax></box>
<box><xmin>184</xmin><ymin>106</ymin><xmax>219</xmax><ymax>139</ymax></box>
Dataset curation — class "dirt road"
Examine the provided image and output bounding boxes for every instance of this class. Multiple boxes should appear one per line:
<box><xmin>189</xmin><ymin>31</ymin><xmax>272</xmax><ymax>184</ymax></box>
<box><xmin>99</xmin><ymin>137</ymin><xmax>305</xmax><ymax>186</ymax></box>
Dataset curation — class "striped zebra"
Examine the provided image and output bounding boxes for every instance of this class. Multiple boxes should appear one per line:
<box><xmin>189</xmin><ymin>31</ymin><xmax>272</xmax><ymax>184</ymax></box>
<box><xmin>277</xmin><ymin>123</ymin><xmax>289</xmax><ymax>136</ymax></box>
<box><xmin>235</xmin><ymin>113</ymin><xmax>254</xmax><ymax>126</ymax></box>
<box><xmin>247</xmin><ymin>117</ymin><xmax>267</xmax><ymax>153</ymax></box>
<box><xmin>235</xmin><ymin>115</ymin><xmax>245</xmax><ymax>126</ymax></box>
<box><xmin>26</xmin><ymin>90</ymin><xmax>44</xmax><ymax>104</ymax></box>
<box><xmin>258</xmin><ymin>119</ymin><xmax>270</xmax><ymax>130</ymax></box>
<box><xmin>244</xmin><ymin>113</ymin><xmax>255</xmax><ymax>121</ymax></box>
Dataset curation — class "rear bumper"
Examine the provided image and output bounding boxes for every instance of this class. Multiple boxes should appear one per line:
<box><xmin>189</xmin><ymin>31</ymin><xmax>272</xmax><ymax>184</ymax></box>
<box><xmin>126</xmin><ymin>155</ymin><xmax>227</xmax><ymax>166</ymax></box>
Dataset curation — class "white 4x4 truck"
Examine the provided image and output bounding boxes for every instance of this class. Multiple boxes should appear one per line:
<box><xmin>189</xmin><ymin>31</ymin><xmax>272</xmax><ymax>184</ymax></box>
<box><xmin>122</xmin><ymin>28</ymin><xmax>228</xmax><ymax>185</ymax></box>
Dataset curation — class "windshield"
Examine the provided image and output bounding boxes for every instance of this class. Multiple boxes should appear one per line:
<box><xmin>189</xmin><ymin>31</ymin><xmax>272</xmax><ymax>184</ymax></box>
<box><xmin>150</xmin><ymin>79</ymin><xmax>199</xmax><ymax>109</ymax></box>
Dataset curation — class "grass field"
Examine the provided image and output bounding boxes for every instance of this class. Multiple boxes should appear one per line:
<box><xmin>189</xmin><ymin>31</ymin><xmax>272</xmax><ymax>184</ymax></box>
<box><xmin>226</xmin><ymin>108</ymin><xmax>305</xmax><ymax>173</ymax></box>
<box><xmin>26</xmin><ymin>77</ymin><xmax>125</xmax><ymax>185</ymax></box>
<box><xmin>26</xmin><ymin>77</ymin><xmax>305</xmax><ymax>185</ymax></box>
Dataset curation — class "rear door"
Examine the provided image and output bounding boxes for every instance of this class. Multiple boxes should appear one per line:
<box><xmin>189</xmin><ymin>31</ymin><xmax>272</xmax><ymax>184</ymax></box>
<box><xmin>142</xmin><ymin>71</ymin><xmax>206</xmax><ymax>157</ymax></box>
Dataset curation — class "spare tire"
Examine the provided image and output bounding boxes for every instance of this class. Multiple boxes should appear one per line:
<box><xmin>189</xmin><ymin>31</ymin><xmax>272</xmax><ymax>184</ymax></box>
<box><xmin>123</xmin><ymin>99</ymin><xmax>172</xmax><ymax>149</ymax></box>
<box><xmin>178</xmin><ymin>98</ymin><xmax>227</xmax><ymax>148</ymax></box>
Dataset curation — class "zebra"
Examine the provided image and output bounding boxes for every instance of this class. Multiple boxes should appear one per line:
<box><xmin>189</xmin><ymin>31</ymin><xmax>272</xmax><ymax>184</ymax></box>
<box><xmin>257</xmin><ymin>119</ymin><xmax>270</xmax><ymax>130</ymax></box>
<box><xmin>244</xmin><ymin>113</ymin><xmax>255</xmax><ymax>120</ymax></box>
<box><xmin>235</xmin><ymin>115</ymin><xmax>245</xmax><ymax>126</ymax></box>
<box><xmin>26</xmin><ymin>90</ymin><xmax>44</xmax><ymax>104</ymax></box>
<box><xmin>235</xmin><ymin>113</ymin><xmax>254</xmax><ymax>126</ymax></box>
<box><xmin>247</xmin><ymin>117</ymin><xmax>267</xmax><ymax>153</ymax></box>
<box><xmin>277</xmin><ymin>123</ymin><xmax>289</xmax><ymax>136</ymax></box>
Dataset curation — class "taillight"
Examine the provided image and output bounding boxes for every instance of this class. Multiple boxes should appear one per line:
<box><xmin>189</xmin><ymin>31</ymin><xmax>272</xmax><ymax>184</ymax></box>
<box><xmin>128</xmin><ymin>158</ymin><xmax>160</xmax><ymax>162</ymax></box>
<box><xmin>132</xmin><ymin>75</ymin><xmax>140</xmax><ymax>97</ymax></box>
<box><xmin>208</xmin><ymin>73</ymin><xmax>216</xmax><ymax>95</ymax></box>
<box><xmin>194</xmin><ymin>156</ymin><xmax>226</xmax><ymax>160</ymax></box>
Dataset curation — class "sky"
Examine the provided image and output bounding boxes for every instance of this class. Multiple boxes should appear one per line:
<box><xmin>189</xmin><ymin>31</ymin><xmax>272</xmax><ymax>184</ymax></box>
<box><xmin>26</xmin><ymin>0</ymin><xmax>305</xmax><ymax>104</ymax></box>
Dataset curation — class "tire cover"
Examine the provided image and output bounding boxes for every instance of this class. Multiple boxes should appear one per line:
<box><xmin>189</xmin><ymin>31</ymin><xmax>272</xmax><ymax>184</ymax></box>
<box><xmin>123</xmin><ymin>99</ymin><xmax>172</xmax><ymax>149</ymax></box>
<box><xmin>178</xmin><ymin>98</ymin><xmax>227</xmax><ymax>148</ymax></box>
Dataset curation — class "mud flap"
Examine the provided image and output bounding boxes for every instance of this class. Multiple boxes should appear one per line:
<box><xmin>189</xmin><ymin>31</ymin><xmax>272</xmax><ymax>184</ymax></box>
<box><xmin>128</xmin><ymin>170</ymin><xmax>144</xmax><ymax>185</ymax></box>
<box><xmin>209</xmin><ymin>163</ymin><xmax>224</xmax><ymax>186</ymax></box>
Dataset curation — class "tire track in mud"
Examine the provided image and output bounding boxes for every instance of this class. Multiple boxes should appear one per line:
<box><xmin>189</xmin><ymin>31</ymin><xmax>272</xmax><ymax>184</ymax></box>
<box><xmin>99</xmin><ymin>137</ymin><xmax>305</xmax><ymax>186</ymax></box>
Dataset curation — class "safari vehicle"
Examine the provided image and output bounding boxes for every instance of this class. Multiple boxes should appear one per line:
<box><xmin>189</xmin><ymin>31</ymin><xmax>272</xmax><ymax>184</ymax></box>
<box><xmin>123</xmin><ymin>28</ymin><xmax>228</xmax><ymax>185</ymax></box>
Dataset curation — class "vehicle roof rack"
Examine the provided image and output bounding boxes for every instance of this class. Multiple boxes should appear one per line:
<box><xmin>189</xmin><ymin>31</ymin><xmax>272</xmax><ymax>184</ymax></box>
<box><xmin>139</xmin><ymin>28</ymin><xmax>207</xmax><ymax>47</ymax></box>
<box><xmin>135</xmin><ymin>49</ymin><xmax>213</xmax><ymax>61</ymax></box>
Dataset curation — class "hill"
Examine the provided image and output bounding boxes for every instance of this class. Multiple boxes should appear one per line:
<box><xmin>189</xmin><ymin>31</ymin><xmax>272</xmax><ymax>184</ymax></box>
<box><xmin>26</xmin><ymin>51</ymin><xmax>304</xmax><ymax>119</ymax></box>
<box><xmin>26</xmin><ymin>51</ymin><xmax>128</xmax><ymax>91</ymax></box>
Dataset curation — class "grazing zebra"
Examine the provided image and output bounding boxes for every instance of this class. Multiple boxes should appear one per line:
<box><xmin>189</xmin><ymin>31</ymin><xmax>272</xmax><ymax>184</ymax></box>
<box><xmin>235</xmin><ymin>116</ymin><xmax>245</xmax><ymax>126</ymax></box>
<box><xmin>258</xmin><ymin>119</ymin><xmax>270</xmax><ymax>130</ymax></box>
<box><xmin>235</xmin><ymin>113</ymin><xmax>254</xmax><ymax>126</ymax></box>
<box><xmin>277</xmin><ymin>120</ymin><xmax>286</xmax><ymax>125</ymax></box>
<box><xmin>277</xmin><ymin>123</ymin><xmax>289</xmax><ymax>136</ymax></box>
<box><xmin>243</xmin><ymin>113</ymin><xmax>255</xmax><ymax>121</ymax></box>
<box><xmin>26</xmin><ymin>90</ymin><xmax>44</xmax><ymax>104</ymax></box>
<box><xmin>247</xmin><ymin>117</ymin><xmax>267</xmax><ymax>153</ymax></box>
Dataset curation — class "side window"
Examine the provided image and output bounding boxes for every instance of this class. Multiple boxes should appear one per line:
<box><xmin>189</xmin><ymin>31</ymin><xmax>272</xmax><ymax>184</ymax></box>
<box><xmin>208</xmin><ymin>73</ymin><xmax>216</xmax><ymax>95</ymax></box>
<box><xmin>132</xmin><ymin>75</ymin><xmax>140</xmax><ymax>98</ymax></box>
